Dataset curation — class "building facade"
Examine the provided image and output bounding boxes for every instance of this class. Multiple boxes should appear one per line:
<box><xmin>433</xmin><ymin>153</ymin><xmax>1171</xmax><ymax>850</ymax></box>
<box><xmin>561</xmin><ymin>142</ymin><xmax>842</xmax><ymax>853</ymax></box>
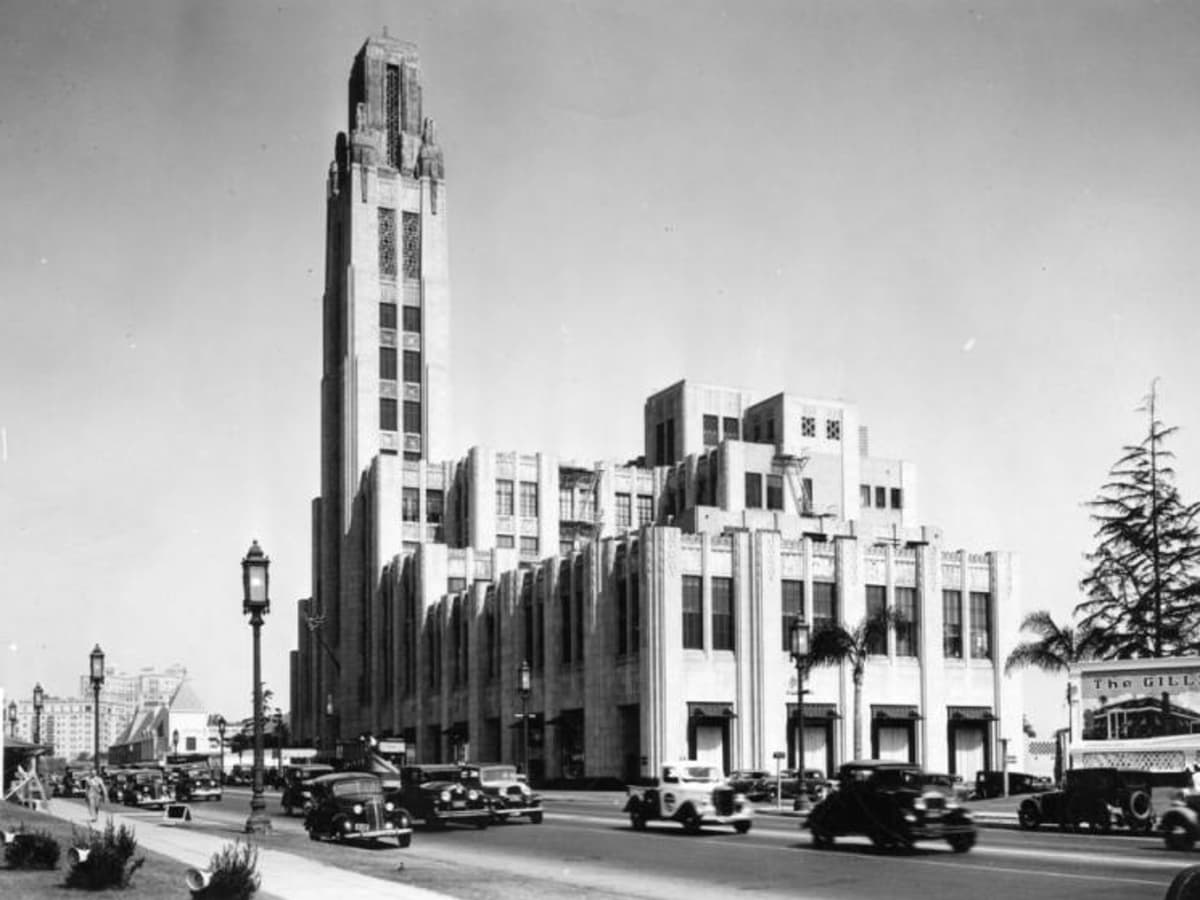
<box><xmin>293</xmin><ymin>34</ymin><xmax>1021</xmax><ymax>783</ymax></box>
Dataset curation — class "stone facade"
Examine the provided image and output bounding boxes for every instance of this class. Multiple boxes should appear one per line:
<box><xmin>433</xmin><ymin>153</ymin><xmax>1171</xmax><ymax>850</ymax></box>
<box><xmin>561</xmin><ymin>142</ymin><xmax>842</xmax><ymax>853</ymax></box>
<box><xmin>294</xmin><ymin>35</ymin><xmax>1021</xmax><ymax>783</ymax></box>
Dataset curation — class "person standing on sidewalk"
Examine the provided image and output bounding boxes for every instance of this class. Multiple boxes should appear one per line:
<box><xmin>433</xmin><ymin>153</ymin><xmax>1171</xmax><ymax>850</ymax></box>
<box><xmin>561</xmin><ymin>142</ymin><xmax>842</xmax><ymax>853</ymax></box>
<box><xmin>85</xmin><ymin>771</ymin><xmax>105</xmax><ymax>822</ymax></box>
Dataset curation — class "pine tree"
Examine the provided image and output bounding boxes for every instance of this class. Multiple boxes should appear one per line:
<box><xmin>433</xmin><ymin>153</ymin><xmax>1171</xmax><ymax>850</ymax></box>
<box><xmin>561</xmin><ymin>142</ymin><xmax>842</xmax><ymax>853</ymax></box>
<box><xmin>1076</xmin><ymin>383</ymin><xmax>1200</xmax><ymax>657</ymax></box>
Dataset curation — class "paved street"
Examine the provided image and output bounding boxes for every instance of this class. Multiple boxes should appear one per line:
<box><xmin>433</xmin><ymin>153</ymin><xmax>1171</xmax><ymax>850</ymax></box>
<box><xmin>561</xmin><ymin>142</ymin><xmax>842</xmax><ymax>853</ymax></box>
<box><xmin>50</xmin><ymin>789</ymin><xmax>1193</xmax><ymax>899</ymax></box>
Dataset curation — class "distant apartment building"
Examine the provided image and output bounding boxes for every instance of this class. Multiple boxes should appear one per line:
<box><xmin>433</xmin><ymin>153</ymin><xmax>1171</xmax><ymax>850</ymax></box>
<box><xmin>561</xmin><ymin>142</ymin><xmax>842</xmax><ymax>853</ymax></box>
<box><xmin>292</xmin><ymin>35</ymin><xmax>1019</xmax><ymax>783</ymax></box>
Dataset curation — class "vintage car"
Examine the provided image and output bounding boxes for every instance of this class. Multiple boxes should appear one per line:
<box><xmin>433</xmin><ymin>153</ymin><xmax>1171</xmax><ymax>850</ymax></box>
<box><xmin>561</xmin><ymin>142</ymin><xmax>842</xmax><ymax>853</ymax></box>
<box><xmin>460</xmin><ymin>763</ymin><xmax>543</xmax><ymax>824</ymax></box>
<box><xmin>924</xmin><ymin>772</ymin><xmax>974</xmax><ymax>805</ymax></box>
<box><xmin>121</xmin><ymin>769</ymin><xmax>171</xmax><ymax>809</ymax></box>
<box><xmin>281</xmin><ymin>763</ymin><xmax>336</xmax><ymax>815</ymax></box>
<box><xmin>303</xmin><ymin>772</ymin><xmax>413</xmax><ymax>847</ymax></box>
<box><xmin>625</xmin><ymin>762</ymin><xmax>753</xmax><ymax>834</ymax></box>
<box><xmin>59</xmin><ymin>769</ymin><xmax>89</xmax><ymax>798</ymax></box>
<box><xmin>1161</xmin><ymin>790</ymin><xmax>1200</xmax><ymax>851</ymax></box>
<box><xmin>397</xmin><ymin>764</ymin><xmax>491</xmax><ymax>829</ymax></box>
<box><xmin>170</xmin><ymin>764</ymin><xmax>223</xmax><ymax>802</ymax></box>
<box><xmin>728</xmin><ymin>769</ymin><xmax>773</xmax><ymax>802</ymax></box>
<box><xmin>974</xmin><ymin>769</ymin><xmax>1053</xmax><ymax>800</ymax></box>
<box><xmin>806</xmin><ymin>760</ymin><xmax>977</xmax><ymax>852</ymax></box>
<box><xmin>1016</xmin><ymin>767</ymin><xmax>1155</xmax><ymax>833</ymax></box>
<box><xmin>103</xmin><ymin>769</ymin><xmax>135</xmax><ymax>803</ymax></box>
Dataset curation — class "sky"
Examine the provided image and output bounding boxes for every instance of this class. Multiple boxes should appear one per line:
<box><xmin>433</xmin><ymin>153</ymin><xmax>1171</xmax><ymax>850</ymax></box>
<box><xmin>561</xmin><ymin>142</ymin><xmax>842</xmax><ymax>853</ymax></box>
<box><xmin>2</xmin><ymin>0</ymin><xmax>1199</xmax><ymax>740</ymax></box>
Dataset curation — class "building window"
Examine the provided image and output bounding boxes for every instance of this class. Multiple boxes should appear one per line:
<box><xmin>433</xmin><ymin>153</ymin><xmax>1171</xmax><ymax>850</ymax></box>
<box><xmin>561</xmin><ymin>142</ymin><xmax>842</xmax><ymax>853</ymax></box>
<box><xmin>943</xmin><ymin>590</ymin><xmax>963</xmax><ymax>659</ymax></box>
<box><xmin>860</xmin><ymin>484</ymin><xmax>871</xmax><ymax>508</ymax></box>
<box><xmin>766</xmin><ymin>475</ymin><xmax>784</xmax><ymax>510</ymax></box>
<box><xmin>520</xmin><ymin>536</ymin><xmax>538</xmax><ymax>557</ymax></box>
<box><xmin>636</xmin><ymin>494</ymin><xmax>653</xmax><ymax>526</ymax></box>
<box><xmin>891</xmin><ymin>488</ymin><xmax>903</xmax><ymax>509</ymax></box>
<box><xmin>380</xmin><ymin>398</ymin><xmax>398</xmax><ymax>431</ymax></box>
<box><xmin>875</xmin><ymin>486</ymin><xmax>887</xmax><ymax>509</ymax></box>
<box><xmin>826</xmin><ymin>418</ymin><xmax>841</xmax><ymax>440</ymax></box>
<box><xmin>402</xmin><ymin>487</ymin><xmax>419</xmax><ymax>522</ymax></box>
<box><xmin>866</xmin><ymin>585</ymin><xmax>887</xmax><ymax>654</ymax></box>
<box><xmin>559</xmin><ymin>486</ymin><xmax>573</xmax><ymax>520</ymax></box>
<box><xmin>559</xmin><ymin>539</ymin><xmax>574</xmax><ymax>555</ymax></box>
<box><xmin>781</xmin><ymin>579</ymin><xmax>804</xmax><ymax>652</ymax></box>
<box><xmin>745</xmin><ymin>472</ymin><xmax>763</xmax><ymax>509</ymax></box>
<box><xmin>616</xmin><ymin>574</ymin><xmax>628</xmax><ymax>656</ymax></box>
<box><xmin>403</xmin><ymin>400</ymin><xmax>421</xmax><ymax>433</ymax></box>
<box><xmin>801</xmin><ymin>416</ymin><xmax>816</xmax><ymax>438</ymax></box>
<box><xmin>403</xmin><ymin>350</ymin><xmax>422</xmax><ymax>383</ymax></box>
<box><xmin>380</xmin><ymin>347</ymin><xmax>397</xmax><ymax>380</ymax></box>
<box><xmin>723</xmin><ymin>417</ymin><xmax>740</xmax><ymax>440</ymax></box>
<box><xmin>519</xmin><ymin>481</ymin><xmax>539</xmax><ymax>517</ymax></box>
<box><xmin>969</xmin><ymin>592</ymin><xmax>992</xmax><ymax>659</ymax></box>
<box><xmin>895</xmin><ymin>587</ymin><xmax>917</xmax><ymax>657</ymax></box>
<box><xmin>401</xmin><ymin>211</ymin><xmax>421</xmax><ymax>279</ymax></box>
<box><xmin>703</xmin><ymin>415</ymin><xmax>719</xmax><ymax>447</ymax></box>
<box><xmin>812</xmin><ymin>582</ymin><xmax>838</xmax><ymax>632</ymax></box>
<box><xmin>711</xmin><ymin>577</ymin><xmax>735</xmax><ymax>650</ymax></box>
<box><xmin>615</xmin><ymin>493</ymin><xmax>632</xmax><ymax>528</ymax></box>
<box><xmin>496</xmin><ymin>480</ymin><xmax>514</xmax><ymax>516</ymax></box>
<box><xmin>496</xmin><ymin>534</ymin><xmax>514</xmax><ymax>549</ymax></box>
<box><xmin>403</xmin><ymin>305</ymin><xmax>421</xmax><ymax>333</ymax></box>
<box><xmin>385</xmin><ymin>64</ymin><xmax>400</xmax><ymax>167</ymax></box>
<box><xmin>426</xmin><ymin>489</ymin><xmax>444</xmax><ymax>525</ymax></box>
<box><xmin>380</xmin><ymin>302</ymin><xmax>398</xmax><ymax>329</ymax></box>
<box><xmin>378</xmin><ymin>208</ymin><xmax>397</xmax><ymax>277</ymax></box>
<box><xmin>682</xmin><ymin>575</ymin><xmax>703</xmax><ymax>649</ymax></box>
<box><xmin>448</xmin><ymin>577</ymin><xmax>466</xmax><ymax>593</ymax></box>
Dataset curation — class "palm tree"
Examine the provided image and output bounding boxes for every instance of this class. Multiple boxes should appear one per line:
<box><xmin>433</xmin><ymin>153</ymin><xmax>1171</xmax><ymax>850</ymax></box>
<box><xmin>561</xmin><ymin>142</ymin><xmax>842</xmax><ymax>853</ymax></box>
<box><xmin>1004</xmin><ymin>611</ymin><xmax>1100</xmax><ymax>752</ymax></box>
<box><xmin>807</xmin><ymin>609</ymin><xmax>899</xmax><ymax>760</ymax></box>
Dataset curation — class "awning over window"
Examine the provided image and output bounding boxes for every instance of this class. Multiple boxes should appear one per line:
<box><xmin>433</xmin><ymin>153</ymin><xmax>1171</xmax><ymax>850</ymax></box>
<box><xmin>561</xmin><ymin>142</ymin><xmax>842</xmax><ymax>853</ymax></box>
<box><xmin>688</xmin><ymin>702</ymin><xmax>737</xmax><ymax>719</ymax></box>
<box><xmin>872</xmin><ymin>704</ymin><xmax>921</xmax><ymax>720</ymax></box>
<box><xmin>787</xmin><ymin>702</ymin><xmax>841</xmax><ymax>719</ymax></box>
<box><xmin>947</xmin><ymin>706</ymin><xmax>996</xmax><ymax>722</ymax></box>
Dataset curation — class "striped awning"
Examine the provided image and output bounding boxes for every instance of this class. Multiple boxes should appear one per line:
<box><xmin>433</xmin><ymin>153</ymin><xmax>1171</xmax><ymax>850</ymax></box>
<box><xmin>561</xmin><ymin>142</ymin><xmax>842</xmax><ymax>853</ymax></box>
<box><xmin>947</xmin><ymin>706</ymin><xmax>995</xmax><ymax>722</ymax></box>
<box><xmin>872</xmin><ymin>704</ymin><xmax>922</xmax><ymax>720</ymax></box>
<box><xmin>689</xmin><ymin>702</ymin><xmax>737</xmax><ymax>719</ymax></box>
<box><xmin>787</xmin><ymin>702</ymin><xmax>841</xmax><ymax>719</ymax></box>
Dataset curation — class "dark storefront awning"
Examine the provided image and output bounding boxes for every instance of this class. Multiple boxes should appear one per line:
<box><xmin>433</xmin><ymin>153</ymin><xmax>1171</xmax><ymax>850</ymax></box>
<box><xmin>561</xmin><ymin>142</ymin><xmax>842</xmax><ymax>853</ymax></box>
<box><xmin>947</xmin><ymin>706</ymin><xmax>996</xmax><ymax>722</ymax></box>
<box><xmin>872</xmin><ymin>704</ymin><xmax>922</xmax><ymax>720</ymax></box>
<box><xmin>787</xmin><ymin>702</ymin><xmax>841</xmax><ymax>719</ymax></box>
<box><xmin>688</xmin><ymin>702</ymin><xmax>737</xmax><ymax>720</ymax></box>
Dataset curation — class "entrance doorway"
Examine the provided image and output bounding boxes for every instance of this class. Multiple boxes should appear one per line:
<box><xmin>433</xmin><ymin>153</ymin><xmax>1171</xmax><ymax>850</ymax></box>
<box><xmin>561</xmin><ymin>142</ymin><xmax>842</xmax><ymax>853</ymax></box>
<box><xmin>686</xmin><ymin>702</ymin><xmax>736</xmax><ymax>773</ymax></box>
<box><xmin>870</xmin><ymin>706</ymin><xmax>920</xmax><ymax>763</ymax></box>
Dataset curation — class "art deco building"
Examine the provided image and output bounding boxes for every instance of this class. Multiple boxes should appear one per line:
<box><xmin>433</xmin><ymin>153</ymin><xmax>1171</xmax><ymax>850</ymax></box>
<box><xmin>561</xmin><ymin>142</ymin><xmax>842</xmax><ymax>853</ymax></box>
<box><xmin>293</xmin><ymin>35</ymin><xmax>1020</xmax><ymax>783</ymax></box>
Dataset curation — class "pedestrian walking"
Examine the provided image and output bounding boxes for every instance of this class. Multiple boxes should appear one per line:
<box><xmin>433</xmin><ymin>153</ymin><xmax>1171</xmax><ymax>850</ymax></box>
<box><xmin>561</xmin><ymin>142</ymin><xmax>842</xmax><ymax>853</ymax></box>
<box><xmin>85</xmin><ymin>771</ymin><xmax>105</xmax><ymax>822</ymax></box>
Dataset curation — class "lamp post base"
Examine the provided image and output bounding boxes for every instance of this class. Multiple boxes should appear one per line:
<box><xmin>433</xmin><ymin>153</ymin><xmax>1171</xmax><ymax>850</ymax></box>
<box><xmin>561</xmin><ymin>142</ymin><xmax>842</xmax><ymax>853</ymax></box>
<box><xmin>244</xmin><ymin>795</ymin><xmax>272</xmax><ymax>835</ymax></box>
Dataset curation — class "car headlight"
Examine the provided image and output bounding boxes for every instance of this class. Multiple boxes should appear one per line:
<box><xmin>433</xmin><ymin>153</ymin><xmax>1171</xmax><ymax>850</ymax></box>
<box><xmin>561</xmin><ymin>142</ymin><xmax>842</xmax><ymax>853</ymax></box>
<box><xmin>399</xmin><ymin>812</ymin><xmax>411</xmax><ymax>828</ymax></box>
<box><xmin>342</xmin><ymin>819</ymin><xmax>353</xmax><ymax>831</ymax></box>
<box><xmin>385</xmin><ymin>801</ymin><xmax>395</xmax><ymax>812</ymax></box>
<box><xmin>352</xmin><ymin>803</ymin><xmax>364</xmax><ymax>815</ymax></box>
<box><xmin>520</xmin><ymin>784</ymin><xmax>532</xmax><ymax>796</ymax></box>
<box><xmin>468</xmin><ymin>789</ymin><xmax>479</xmax><ymax>801</ymax></box>
<box><xmin>903</xmin><ymin>812</ymin><xmax>917</xmax><ymax>823</ymax></box>
<box><xmin>440</xmin><ymin>790</ymin><xmax>451</xmax><ymax>803</ymax></box>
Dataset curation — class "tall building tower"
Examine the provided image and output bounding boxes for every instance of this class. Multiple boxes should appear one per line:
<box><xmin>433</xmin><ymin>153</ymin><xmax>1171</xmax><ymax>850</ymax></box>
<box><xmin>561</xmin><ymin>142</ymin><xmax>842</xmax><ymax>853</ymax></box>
<box><xmin>314</xmin><ymin>35</ymin><xmax>450</xmax><ymax>745</ymax></box>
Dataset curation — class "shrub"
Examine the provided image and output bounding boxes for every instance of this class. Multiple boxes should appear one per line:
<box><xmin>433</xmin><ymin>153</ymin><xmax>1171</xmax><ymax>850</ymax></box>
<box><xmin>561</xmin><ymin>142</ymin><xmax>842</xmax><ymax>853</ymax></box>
<box><xmin>4</xmin><ymin>824</ymin><xmax>61</xmax><ymax>869</ymax></box>
<box><xmin>65</xmin><ymin>819</ymin><xmax>145</xmax><ymax>890</ymax></box>
<box><xmin>191</xmin><ymin>841</ymin><xmax>260</xmax><ymax>900</ymax></box>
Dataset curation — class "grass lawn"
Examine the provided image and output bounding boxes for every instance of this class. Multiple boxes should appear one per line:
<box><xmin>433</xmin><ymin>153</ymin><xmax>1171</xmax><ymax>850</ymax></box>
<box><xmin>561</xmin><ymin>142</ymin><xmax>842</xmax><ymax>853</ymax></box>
<box><xmin>0</xmin><ymin>800</ymin><xmax>193</xmax><ymax>898</ymax></box>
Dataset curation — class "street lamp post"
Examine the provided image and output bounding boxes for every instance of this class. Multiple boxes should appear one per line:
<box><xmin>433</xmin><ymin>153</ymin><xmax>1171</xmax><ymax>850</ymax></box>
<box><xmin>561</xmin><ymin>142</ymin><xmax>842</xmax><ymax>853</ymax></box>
<box><xmin>217</xmin><ymin>716</ymin><xmax>227</xmax><ymax>784</ymax></box>
<box><xmin>32</xmin><ymin>683</ymin><xmax>44</xmax><ymax>745</ymax></box>
<box><xmin>242</xmin><ymin>539</ymin><xmax>272</xmax><ymax>835</ymax></box>
<box><xmin>517</xmin><ymin>660</ymin><xmax>531</xmax><ymax>779</ymax></box>
<box><xmin>790</xmin><ymin>618</ymin><xmax>811</xmax><ymax>813</ymax></box>
<box><xmin>6</xmin><ymin>700</ymin><xmax>16</xmax><ymax>738</ymax></box>
<box><xmin>172</xmin><ymin>728</ymin><xmax>179</xmax><ymax>760</ymax></box>
<box><xmin>89</xmin><ymin>645</ymin><xmax>105</xmax><ymax>772</ymax></box>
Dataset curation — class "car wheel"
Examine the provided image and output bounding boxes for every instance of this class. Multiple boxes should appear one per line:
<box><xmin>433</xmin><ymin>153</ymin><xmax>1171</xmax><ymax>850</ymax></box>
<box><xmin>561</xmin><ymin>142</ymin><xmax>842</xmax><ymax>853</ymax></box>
<box><xmin>733</xmin><ymin>820</ymin><xmax>751</xmax><ymax>835</ymax></box>
<box><xmin>948</xmin><ymin>833</ymin><xmax>975</xmax><ymax>854</ymax></box>
<box><xmin>682</xmin><ymin>808</ymin><xmax>702</xmax><ymax>835</ymax></box>
<box><xmin>396</xmin><ymin>833</ymin><xmax>412</xmax><ymax>849</ymax></box>
<box><xmin>529</xmin><ymin>811</ymin><xmax>543</xmax><ymax>825</ymax></box>
<box><xmin>1017</xmin><ymin>802</ymin><xmax>1040</xmax><ymax>830</ymax></box>
<box><xmin>811</xmin><ymin>828</ymin><xmax>834</xmax><ymax>849</ymax></box>
<box><xmin>1125</xmin><ymin>790</ymin><xmax>1153</xmax><ymax>832</ymax></box>
<box><xmin>1166</xmin><ymin>822</ymin><xmax>1197</xmax><ymax>852</ymax></box>
<box><xmin>1164</xmin><ymin>865</ymin><xmax>1200</xmax><ymax>900</ymax></box>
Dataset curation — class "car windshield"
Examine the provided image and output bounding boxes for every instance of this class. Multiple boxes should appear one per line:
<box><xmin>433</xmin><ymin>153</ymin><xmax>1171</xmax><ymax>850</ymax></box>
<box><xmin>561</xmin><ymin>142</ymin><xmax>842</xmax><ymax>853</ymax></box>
<box><xmin>331</xmin><ymin>779</ymin><xmax>380</xmax><ymax>798</ymax></box>
<box><xmin>134</xmin><ymin>773</ymin><xmax>160</xmax><ymax>785</ymax></box>
<box><xmin>478</xmin><ymin>766</ymin><xmax>517</xmax><ymax>782</ymax></box>
<box><xmin>676</xmin><ymin>765</ymin><xmax>720</xmax><ymax>782</ymax></box>
<box><xmin>874</xmin><ymin>768</ymin><xmax>924</xmax><ymax>789</ymax></box>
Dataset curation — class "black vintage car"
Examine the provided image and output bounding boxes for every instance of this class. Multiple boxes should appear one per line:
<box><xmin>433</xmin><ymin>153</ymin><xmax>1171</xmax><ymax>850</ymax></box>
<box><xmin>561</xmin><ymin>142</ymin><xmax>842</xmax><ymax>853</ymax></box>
<box><xmin>974</xmin><ymin>769</ymin><xmax>1051</xmax><ymax>800</ymax></box>
<box><xmin>169</xmin><ymin>764</ymin><xmax>223</xmax><ymax>802</ymax></box>
<box><xmin>121</xmin><ymin>769</ymin><xmax>171</xmax><ymax>809</ymax></box>
<box><xmin>397</xmin><ymin>764</ymin><xmax>491</xmax><ymax>829</ymax></box>
<box><xmin>460</xmin><ymin>763</ymin><xmax>543</xmax><ymax>824</ymax></box>
<box><xmin>806</xmin><ymin>760</ymin><xmax>977</xmax><ymax>852</ymax></box>
<box><xmin>304</xmin><ymin>772</ymin><xmax>413</xmax><ymax>847</ymax></box>
<box><xmin>1016</xmin><ymin>767</ymin><xmax>1155</xmax><ymax>833</ymax></box>
<box><xmin>1161</xmin><ymin>790</ymin><xmax>1200</xmax><ymax>851</ymax></box>
<box><xmin>280</xmin><ymin>763</ymin><xmax>336</xmax><ymax>815</ymax></box>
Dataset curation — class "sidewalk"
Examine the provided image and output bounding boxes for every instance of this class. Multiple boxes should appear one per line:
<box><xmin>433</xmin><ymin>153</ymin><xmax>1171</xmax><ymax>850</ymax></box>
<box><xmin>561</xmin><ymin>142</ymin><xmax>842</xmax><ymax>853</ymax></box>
<box><xmin>44</xmin><ymin>799</ymin><xmax>450</xmax><ymax>900</ymax></box>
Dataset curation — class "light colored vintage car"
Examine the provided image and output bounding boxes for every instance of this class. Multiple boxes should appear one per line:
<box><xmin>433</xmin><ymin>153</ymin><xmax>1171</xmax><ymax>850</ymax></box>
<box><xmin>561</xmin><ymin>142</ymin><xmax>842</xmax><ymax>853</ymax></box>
<box><xmin>625</xmin><ymin>762</ymin><xmax>753</xmax><ymax>834</ymax></box>
<box><xmin>461</xmin><ymin>763</ymin><xmax>543</xmax><ymax>824</ymax></box>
